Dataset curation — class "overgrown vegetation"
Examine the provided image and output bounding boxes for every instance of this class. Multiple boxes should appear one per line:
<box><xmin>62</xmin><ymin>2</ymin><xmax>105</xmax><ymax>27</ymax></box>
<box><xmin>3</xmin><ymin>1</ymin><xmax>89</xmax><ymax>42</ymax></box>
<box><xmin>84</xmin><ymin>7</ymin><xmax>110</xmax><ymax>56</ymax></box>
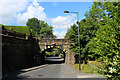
<box><xmin>4</xmin><ymin>25</ymin><xmax>30</xmax><ymax>36</ymax></box>
<box><xmin>45</xmin><ymin>48</ymin><xmax>64</xmax><ymax>57</ymax></box>
<box><xmin>65</xmin><ymin>1</ymin><xmax>120</xmax><ymax>79</ymax></box>
<box><xmin>74</xmin><ymin>63</ymin><xmax>96</xmax><ymax>73</ymax></box>
<box><xmin>74</xmin><ymin>61</ymin><xmax>106</xmax><ymax>75</ymax></box>
<box><xmin>89</xmin><ymin>61</ymin><xmax>105</xmax><ymax>69</ymax></box>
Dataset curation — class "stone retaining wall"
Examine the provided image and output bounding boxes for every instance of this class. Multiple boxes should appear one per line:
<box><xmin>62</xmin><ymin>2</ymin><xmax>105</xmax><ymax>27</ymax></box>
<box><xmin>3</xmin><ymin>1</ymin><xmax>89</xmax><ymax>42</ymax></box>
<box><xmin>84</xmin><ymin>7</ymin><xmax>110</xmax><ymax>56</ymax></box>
<box><xmin>2</xmin><ymin>31</ymin><xmax>43</xmax><ymax>76</ymax></box>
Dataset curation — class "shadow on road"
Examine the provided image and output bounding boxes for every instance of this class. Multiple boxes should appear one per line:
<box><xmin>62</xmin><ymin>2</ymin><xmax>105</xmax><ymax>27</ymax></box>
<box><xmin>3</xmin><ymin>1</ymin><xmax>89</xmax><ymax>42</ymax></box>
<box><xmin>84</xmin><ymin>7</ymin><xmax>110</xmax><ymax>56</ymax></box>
<box><xmin>45</xmin><ymin>57</ymin><xmax>65</xmax><ymax>64</ymax></box>
<box><xmin>2</xmin><ymin>61</ymin><xmax>64</xmax><ymax>79</ymax></box>
<box><xmin>2</xmin><ymin>69</ymin><xmax>29</xmax><ymax>80</ymax></box>
<box><xmin>2</xmin><ymin>57</ymin><xmax>65</xmax><ymax>79</ymax></box>
<box><xmin>45</xmin><ymin>61</ymin><xmax>65</xmax><ymax>64</ymax></box>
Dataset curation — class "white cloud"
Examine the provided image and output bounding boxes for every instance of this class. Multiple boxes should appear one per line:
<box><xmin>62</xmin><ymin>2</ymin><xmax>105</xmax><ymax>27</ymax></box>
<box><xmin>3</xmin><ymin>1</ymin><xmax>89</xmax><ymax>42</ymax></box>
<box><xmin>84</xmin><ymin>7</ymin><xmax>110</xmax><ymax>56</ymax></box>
<box><xmin>53</xmin><ymin>31</ymin><xmax>58</xmax><ymax>36</ymax></box>
<box><xmin>33</xmin><ymin>0</ymin><xmax>39</xmax><ymax>7</ymax></box>
<box><xmin>52</xmin><ymin>14</ymin><xmax>76</xmax><ymax>29</ymax></box>
<box><xmin>0</xmin><ymin>0</ymin><xmax>29</xmax><ymax>25</ymax></box>
<box><xmin>57</xmin><ymin>30</ymin><xmax>67</xmax><ymax>39</ymax></box>
<box><xmin>51</xmin><ymin>14</ymin><xmax>76</xmax><ymax>38</ymax></box>
<box><xmin>16</xmin><ymin>0</ymin><xmax>46</xmax><ymax>25</ymax></box>
<box><xmin>0</xmin><ymin>0</ymin><xmax>46</xmax><ymax>25</ymax></box>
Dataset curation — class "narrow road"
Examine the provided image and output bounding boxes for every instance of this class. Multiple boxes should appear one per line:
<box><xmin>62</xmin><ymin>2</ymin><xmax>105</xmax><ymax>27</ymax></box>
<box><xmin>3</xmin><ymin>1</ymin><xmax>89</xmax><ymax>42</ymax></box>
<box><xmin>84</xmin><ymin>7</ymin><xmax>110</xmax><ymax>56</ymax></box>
<box><xmin>18</xmin><ymin>64</ymin><xmax>77</xmax><ymax>78</ymax></box>
<box><xmin>18</xmin><ymin>63</ymin><xmax>106</xmax><ymax>78</ymax></box>
<box><xmin>2</xmin><ymin>57</ymin><xmax>106</xmax><ymax>79</ymax></box>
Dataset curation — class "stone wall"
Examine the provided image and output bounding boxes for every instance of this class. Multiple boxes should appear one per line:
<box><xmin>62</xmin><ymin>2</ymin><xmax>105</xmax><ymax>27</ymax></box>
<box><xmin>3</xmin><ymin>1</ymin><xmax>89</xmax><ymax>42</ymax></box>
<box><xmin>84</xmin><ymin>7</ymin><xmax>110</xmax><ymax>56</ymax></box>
<box><xmin>2</xmin><ymin>32</ymin><xmax>43</xmax><ymax>75</ymax></box>
<box><xmin>38</xmin><ymin>38</ymin><xmax>75</xmax><ymax>65</ymax></box>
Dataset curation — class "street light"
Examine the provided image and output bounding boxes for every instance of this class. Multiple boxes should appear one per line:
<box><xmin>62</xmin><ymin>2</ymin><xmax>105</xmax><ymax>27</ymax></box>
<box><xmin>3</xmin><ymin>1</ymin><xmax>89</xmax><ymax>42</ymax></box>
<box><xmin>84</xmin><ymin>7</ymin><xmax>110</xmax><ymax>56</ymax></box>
<box><xmin>64</xmin><ymin>11</ymin><xmax>81</xmax><ymax>71</ymax></box>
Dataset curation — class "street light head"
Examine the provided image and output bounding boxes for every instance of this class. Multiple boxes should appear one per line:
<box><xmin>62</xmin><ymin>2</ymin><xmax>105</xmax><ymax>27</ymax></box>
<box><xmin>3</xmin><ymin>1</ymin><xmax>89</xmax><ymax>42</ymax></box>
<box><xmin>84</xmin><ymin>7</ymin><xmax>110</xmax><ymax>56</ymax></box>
<box><xmin>64</xmin><ymin>11</ymin><xmax>69</xmax><ymax>13</ymax></box>
<box><xmin>77</xmin><ymin>21</ymin><xmax>79</xmax><ymax>25</ymax></box>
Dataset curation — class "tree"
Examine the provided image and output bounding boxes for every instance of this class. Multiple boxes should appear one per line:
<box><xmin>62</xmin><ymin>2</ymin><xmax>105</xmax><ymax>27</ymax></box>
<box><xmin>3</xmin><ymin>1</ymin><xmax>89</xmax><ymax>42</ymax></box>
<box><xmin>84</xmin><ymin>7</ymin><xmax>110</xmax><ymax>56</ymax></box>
<box><xmin>39</xmin><ymin>21</ymin><xmax>48</xmax><ymax>28</ymax></box>
<box><xmin>86</xmin><ymin>1</ymin><xmax>120</xmax><ymax>79</ymax></box>
<box><xmin>64</xmin><ymin>2</ymin><xmax>105</xmax><ymax>62</ymax></box>
<box><xmin>39</xmin><ymin>26</ymin><xmax>56</xmax><ymax>38</ymax></box>
<box><xmin>45</xmin><ymin>48</ymin><xmax>63</xmax><ymax>57</ymax></box>
<box><xmin>26</xmin><ymin>18</ymin><xmax>41</xmax><ymax>36</ymax></box>
<box><xmin>86</xmin><ymin>23</ymin><xmax>120</xmax><ymax>79</ymax></box>
<box><xmin>26</xmin><ymin>18</ymin><xmax>56</xmax><ymax>38</ymax></box>
<box><xmin>64</xmin><ymin>24</ymin><xmax>79</xmax><ymax>54</ymax></box>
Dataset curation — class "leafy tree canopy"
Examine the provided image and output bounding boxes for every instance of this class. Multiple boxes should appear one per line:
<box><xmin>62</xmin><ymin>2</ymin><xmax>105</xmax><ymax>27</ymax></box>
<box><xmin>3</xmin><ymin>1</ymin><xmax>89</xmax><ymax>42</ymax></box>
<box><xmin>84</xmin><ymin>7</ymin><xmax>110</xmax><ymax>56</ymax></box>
<box><xmin>26</xmin><ymin>18</ymin><xmax>56</xmax><ymax>38</ymax></box>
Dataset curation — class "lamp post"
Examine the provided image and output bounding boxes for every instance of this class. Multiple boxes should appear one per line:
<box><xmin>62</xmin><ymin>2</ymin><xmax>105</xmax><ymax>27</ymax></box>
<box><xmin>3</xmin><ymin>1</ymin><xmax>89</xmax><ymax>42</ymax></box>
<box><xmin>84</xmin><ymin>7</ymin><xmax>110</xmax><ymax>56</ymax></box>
<box><xmin>64</xmin><ymin>11</ymin><xmax>81</xmax><ymax>71</ymax></box>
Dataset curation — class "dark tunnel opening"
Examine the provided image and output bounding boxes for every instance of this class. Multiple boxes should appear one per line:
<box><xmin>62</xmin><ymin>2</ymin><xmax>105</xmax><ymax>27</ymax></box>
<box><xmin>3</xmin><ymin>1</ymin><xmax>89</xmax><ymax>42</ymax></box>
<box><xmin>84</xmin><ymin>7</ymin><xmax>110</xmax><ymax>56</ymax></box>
<box><xmin>41</xmin><ymin>47</ymin><xmax>66</xmax><ymax>64</ymax></box>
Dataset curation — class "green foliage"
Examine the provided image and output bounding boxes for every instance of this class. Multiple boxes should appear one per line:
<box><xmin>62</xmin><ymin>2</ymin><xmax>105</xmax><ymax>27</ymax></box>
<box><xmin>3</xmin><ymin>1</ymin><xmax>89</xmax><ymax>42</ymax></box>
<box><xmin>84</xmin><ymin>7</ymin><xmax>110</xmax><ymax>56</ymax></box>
<box><xmin>74</xmin><ymin>64</ymin><xmax>96</xmax><ymax>73</ymax></box>
<box><xmin>40</xmin><ymin>26</ymin><xmax>56</xmax><ymax>38</ymax></box>
<box><xmin>89</xmin><ymin>61</ymin><xmax>105</xmax><ymax>69</ymax></box>
<box><xmin>86</xmin><ymin>2</ymin><xmax>120</xmax><ymax>79</ymax></box>
<box><xmin>40</xmin><ymin>21</ymin><xmax>48</xmax><ymax>28</ymax></box>
<box><xmin>45</xmin><ymin>48</ymin><xmax>63</xmax><ymax>57</ymax></box>
<box><xmin>26</xmin><ymin>18</ymin><xmax>40</xmax><ymax>36</ymax></box>
<box><xmin>26</xmin><ymin>18</ymin><xmax>56</xmax><ymax>38</ymax></box>
<box><xmin>87</xmin><ymin>22</ymin><xmax>120</xmax><ymax>79</ymax></box>
<box><xmin>81</xmin><ymin>64</ymin><xmax>96</xmax><ymax>73</ymax></box>
<box><xmin>65</xmin><ymin>24</ymin><xmax>78</xmax><ymax>54</ymax></box>
<box><xmin>4</xmin><ymin>25</ymin><xmax>30</xmax><ymax>36</ymax></box>
<box><xmin>0</xmin><ymin>24</ymin><xmax>3</xmax><ymax>28</ymax></box>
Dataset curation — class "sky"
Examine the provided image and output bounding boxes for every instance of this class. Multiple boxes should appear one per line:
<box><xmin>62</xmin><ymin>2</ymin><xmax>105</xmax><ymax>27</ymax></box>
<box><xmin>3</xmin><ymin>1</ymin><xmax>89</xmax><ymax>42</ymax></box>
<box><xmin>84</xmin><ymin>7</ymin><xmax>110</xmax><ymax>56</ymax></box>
<box><xmin>0</xmin><ymin>0</ymin><xmax>93</xmax><ymax>38</ymax></box>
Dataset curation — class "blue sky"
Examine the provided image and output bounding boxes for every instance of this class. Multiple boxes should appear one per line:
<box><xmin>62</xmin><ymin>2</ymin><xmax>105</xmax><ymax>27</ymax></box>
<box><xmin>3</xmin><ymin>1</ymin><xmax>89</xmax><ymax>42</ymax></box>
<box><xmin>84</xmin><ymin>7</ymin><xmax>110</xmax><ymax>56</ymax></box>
<box><xmin>0</xmin><ymin>0</ymin><xmax>93</xmax><ymax>38</ymax></box>
<box><xmin>41</xmin><ymin>2</ymin><xmax>93</xmax><ymax>18</ymax></box>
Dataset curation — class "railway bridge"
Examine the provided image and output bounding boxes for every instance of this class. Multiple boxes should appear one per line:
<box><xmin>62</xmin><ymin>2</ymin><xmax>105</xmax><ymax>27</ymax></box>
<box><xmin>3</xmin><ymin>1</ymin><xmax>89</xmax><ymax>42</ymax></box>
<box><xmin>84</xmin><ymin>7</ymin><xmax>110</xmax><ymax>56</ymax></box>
<box><xmin>37</xmin><ymin>38</ymin><xmax>75</xmax><ymax>64</ymax></box>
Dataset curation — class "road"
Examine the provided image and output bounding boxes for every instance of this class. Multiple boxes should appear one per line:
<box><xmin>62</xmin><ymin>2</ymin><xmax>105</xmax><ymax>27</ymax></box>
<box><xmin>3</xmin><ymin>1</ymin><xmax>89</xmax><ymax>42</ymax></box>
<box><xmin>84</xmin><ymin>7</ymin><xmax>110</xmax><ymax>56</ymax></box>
<box><xmin>18</xmin><ymin>64</ymin><xmax>77</xmax><ymax>78</ymax></box>
<box><xmin>45</xmin><ymin>57</ymin><xmax>64</xmax><ymax>61</ymax></box>
<box><xmin>2</xmin><ymin>57</ymin><xmax>106</xmax><ymax>79</ymax></box>
<box><xmin>17</xmin><ymin>63</ymin><xmax>106</xmax><ymax>78</ymax></box>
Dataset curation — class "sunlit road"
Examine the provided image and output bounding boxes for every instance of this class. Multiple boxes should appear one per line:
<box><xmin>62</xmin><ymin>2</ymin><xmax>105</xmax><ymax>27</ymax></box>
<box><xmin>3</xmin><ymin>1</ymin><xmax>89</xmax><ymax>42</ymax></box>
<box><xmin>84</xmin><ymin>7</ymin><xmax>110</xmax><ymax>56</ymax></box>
<box><xmin>18</xmin><ymin>64</ymin><xmax>106</xmax><ymax>79</ymax></box>
<box><xmin>45</xmin><ymin>57</ymin><xmax>64</xmax><ymax>61</ymax></box>
<box><xmin>18</xmin><ymin>64</ymin><xmax>78</xmax><ymax>78</ymax></box>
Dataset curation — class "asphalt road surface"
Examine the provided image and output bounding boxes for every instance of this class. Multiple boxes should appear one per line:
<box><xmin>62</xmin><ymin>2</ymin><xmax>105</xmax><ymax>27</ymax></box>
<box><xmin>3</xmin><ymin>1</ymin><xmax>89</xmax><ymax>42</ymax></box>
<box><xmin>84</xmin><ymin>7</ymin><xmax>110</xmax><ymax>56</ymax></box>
<box><xmin>18</xmin><ymin>64</ymin><xmax>77</xmax><ymax>78</ymax></box>
<box><xmin>17</xmin><ymin>63</ymin><xmax>106</xmax><ymax>79</ymax></box>
<box><xmin>45</xmin><ymin>57</ymin><xmax>64</xmax><ymax>61</ymax></box>
<box><xmin>2</xmin><ymin>57</ymin><xmax>106</xmax><ymax>79</ymax></box>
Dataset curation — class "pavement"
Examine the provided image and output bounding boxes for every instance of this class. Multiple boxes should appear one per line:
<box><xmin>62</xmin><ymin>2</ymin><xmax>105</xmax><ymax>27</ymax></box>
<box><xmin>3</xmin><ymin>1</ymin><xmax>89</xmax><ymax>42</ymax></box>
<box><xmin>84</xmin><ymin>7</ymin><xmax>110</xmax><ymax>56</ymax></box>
<box><xmin>21</xmin><ymin>64</ymin><xmax>48</xmax><ymax>72</ymax></box>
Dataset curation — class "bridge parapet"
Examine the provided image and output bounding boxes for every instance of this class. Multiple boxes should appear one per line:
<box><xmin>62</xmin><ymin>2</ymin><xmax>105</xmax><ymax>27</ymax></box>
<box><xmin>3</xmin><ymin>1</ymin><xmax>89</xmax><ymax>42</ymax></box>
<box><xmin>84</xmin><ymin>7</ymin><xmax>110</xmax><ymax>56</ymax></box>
<box><xmin>38</xmin><ymin>38</ymin><xmax>70</xmax><ymax>45</ymax></box>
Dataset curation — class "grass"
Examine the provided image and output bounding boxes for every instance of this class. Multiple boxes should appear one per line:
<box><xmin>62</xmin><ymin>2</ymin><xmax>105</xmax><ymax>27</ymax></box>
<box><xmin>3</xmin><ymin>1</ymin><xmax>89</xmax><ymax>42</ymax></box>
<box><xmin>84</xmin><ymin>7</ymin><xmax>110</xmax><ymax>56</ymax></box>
<box><xmin>74</xmin><ymin>60</ymin><xmax>105</xmax><ymax>74</ymax></box>
<box><xmin>3</xmin><ymin>25</ymin><xmax>30</xmax><ymax>35</ymax></box>
<box><xmin>74</xmin><ymin>63</ymin><xmax>96</xmax><ymax>73</ymax></box>
<box><xmin>88</xmin><ymin>60</ymin><xmax>105</xmax><ymax>69</ymax></box>
<box><xmin>0</xmin><ymin>24</ymin><xmax>3</xmax><ymax>28</ymax></box>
